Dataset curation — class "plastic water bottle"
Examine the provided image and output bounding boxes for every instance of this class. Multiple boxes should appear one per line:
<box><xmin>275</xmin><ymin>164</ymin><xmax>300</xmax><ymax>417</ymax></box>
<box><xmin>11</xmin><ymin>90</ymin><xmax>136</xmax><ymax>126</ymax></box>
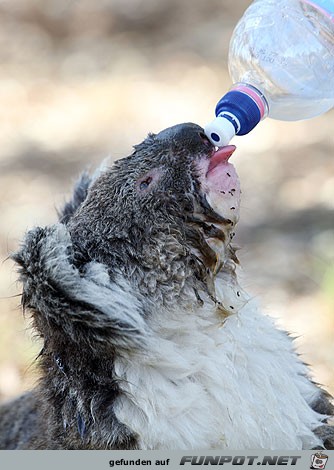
<box><xmin>205</xmin><ymin>0</ymin><xmax>334</xmax><ymax>147</ymax></box>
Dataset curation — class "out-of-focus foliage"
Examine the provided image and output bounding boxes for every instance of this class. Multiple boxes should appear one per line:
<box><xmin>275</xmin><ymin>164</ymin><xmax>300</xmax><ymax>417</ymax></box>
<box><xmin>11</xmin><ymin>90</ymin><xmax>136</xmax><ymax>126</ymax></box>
<box><xmin>0</xmin><ymin>0</ymin><xmax>333</xmax><ymax>401</ymax></box>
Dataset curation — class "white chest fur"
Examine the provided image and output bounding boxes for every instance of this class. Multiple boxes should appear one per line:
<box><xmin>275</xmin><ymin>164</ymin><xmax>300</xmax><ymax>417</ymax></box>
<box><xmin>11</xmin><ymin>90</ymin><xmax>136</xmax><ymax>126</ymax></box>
<box><xmin>114</xmin><ymin>280</ymin><xmax>323</xmax><ymax>450</ymax></box>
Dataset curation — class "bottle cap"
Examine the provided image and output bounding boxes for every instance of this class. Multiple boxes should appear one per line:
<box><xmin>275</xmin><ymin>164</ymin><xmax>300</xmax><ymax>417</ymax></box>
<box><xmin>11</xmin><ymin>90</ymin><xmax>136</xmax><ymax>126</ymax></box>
<box><xmin>205</xmin><ymin>116</ymin><xmax>236</xmax><ymax>146</ymax></box>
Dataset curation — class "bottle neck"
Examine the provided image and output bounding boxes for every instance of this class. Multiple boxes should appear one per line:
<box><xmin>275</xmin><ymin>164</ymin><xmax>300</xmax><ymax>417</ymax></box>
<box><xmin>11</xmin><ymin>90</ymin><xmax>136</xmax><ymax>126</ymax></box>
<box><xmin>205</xmin><ymin>83</ymin><xmax>269</xmax><ymax>146</ymax></box>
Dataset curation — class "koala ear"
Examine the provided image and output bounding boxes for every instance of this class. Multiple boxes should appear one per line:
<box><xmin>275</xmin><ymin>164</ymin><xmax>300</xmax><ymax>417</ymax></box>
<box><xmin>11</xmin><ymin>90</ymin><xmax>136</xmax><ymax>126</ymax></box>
<box><xmin>12</xmin><ymin>223</ymin><xmax>148</xmax><ymax>350</ymax></box>
<box><xmin>58</xmin><ymin>157</ymin><xmax>112</xmax><ymax>224</ymax></box>
<box><xmin>58</xmin><ymin>172</ymin><xmax>92</xmax><ymax>224</ymax></box>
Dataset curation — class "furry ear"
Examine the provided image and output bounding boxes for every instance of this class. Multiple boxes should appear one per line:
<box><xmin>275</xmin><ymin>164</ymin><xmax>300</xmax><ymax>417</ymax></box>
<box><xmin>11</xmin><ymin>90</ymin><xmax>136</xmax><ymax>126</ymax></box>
<box><xmin>58</xmin><ymin>158</ymin><xmax>112</xmax><ymax>224</ymax></box>
<box><xmin>58</xmin><ymin>172</ymin><xmax>92</xmax><ymax>224</ymax></box>
<box><xmin>12</xmin><ymin>223</ymin><xmax>148</xmax><ymax>350</ymax></box>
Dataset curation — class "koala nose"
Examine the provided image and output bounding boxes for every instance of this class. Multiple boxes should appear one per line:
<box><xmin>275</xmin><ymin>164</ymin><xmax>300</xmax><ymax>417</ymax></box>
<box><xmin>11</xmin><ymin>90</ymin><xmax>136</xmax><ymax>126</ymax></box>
<box><xmin>156</xmin><ymin>122</ymin><xmax>213</xmax><ymax>150</ymax></box>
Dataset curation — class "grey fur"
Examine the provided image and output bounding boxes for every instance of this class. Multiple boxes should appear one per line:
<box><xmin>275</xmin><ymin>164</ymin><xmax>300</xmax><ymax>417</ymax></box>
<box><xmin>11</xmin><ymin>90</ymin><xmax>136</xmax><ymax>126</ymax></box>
<box><xmin>0</xmin><ymin>123</ymin><xmax>332</xmax><ymax>449</ymax></box>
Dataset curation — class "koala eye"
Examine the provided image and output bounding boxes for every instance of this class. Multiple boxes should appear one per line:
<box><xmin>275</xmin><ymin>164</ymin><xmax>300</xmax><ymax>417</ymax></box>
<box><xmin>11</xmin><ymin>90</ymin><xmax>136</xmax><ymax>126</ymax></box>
<box><xmin>136</xmin><ymin>168</ymin><xmax>162</xmax><ymax>194</ymax></box>
<box><xmin>139</xmin><ymin>177</ymin><xmax>153</xmax><ymax>191</ymax></box>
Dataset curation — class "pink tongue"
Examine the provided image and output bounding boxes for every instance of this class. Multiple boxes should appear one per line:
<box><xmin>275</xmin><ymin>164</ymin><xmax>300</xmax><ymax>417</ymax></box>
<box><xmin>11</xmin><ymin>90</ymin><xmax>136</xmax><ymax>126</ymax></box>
<box><xmin>208</xmin><ymin>145</ymin><xmax>236</xmax><ymax>174</ymax></box>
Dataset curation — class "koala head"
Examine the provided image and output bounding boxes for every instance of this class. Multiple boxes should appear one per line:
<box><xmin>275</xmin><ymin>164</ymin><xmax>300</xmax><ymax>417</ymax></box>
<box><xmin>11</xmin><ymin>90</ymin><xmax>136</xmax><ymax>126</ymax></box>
<box><xmin>66</xmin><ymin>123</ymin><xmax>240</xmax><ymax>305</ymax></box>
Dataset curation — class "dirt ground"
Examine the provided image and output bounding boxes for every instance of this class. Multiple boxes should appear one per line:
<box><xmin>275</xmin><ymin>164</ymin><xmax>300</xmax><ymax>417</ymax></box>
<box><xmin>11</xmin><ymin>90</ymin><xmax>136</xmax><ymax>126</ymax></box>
<box><xmin>0</xmin><ymin>0</ymin><xmax>333</xmax><ymax>403</ymax></box>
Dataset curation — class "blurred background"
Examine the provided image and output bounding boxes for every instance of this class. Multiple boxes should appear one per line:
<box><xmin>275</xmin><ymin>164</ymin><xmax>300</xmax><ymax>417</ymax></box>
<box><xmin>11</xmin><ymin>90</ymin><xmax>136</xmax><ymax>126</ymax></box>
<box><xmin>0</xmin><ymin>0</ymin><xmax>333</xmax><ymax>401</ymax></box>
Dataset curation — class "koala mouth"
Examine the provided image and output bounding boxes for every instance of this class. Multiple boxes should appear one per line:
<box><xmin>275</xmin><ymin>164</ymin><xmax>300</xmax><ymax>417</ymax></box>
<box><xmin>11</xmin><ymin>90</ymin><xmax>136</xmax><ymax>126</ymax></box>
<box><xmin>206</xmin><ymin>145</ymin><xmax>236</xmax><ymax>175</ymax></box>
<box><xmin>195</xmin><ymin>145</ymin><xmax>241</xmax><ymax>226</ymax></box>
<box><xmin>205</xmin><ymin>145</ymin><xmax>239</xmax><ymax>195</ymax></box>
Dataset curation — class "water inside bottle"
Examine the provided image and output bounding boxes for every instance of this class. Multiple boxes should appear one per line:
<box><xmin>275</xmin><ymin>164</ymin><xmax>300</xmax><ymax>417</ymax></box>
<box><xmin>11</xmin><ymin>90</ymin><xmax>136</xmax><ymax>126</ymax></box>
<box><xmin>229</xmin><ymin>0</ymin><xmax>334</xmax><ymax>121</ymax></box>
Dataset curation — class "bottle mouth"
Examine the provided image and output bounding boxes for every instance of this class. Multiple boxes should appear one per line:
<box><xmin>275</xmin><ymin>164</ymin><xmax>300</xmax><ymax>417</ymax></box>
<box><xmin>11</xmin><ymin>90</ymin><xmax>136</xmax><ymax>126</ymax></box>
<box><xmin>210</xmin><ymin>132</ymin><xmax>222</xmax><ymax>144</ymax></box>
<box><xmin>204</xmin><ymin>116</ymin><xmax>237</xmax><ymax>147</ymax></box>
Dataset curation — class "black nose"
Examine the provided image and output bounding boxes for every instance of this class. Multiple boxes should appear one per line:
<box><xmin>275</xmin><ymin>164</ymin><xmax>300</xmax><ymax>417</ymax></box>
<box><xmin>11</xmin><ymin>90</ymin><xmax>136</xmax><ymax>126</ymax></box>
<box><xmin>156</xmin><ymin>122</ymin><xmax>213</xmax><ymax>150</ymax></box>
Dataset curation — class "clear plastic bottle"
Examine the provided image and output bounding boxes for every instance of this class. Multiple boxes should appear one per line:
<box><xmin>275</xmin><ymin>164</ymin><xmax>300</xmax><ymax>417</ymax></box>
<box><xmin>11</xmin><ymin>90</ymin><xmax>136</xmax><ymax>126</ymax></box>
<box><xmin>205</xmin><ymin>0</ymin><xmax>334</xmax><ymax>147</ymax></box>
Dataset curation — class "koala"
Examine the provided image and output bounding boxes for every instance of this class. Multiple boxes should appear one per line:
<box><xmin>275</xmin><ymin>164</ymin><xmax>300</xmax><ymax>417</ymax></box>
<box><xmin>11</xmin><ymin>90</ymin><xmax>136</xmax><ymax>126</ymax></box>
<box><xmin>0</xmin><ymin>123</ymin><xmax>333</xmax><ymax>450</ymax></box>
